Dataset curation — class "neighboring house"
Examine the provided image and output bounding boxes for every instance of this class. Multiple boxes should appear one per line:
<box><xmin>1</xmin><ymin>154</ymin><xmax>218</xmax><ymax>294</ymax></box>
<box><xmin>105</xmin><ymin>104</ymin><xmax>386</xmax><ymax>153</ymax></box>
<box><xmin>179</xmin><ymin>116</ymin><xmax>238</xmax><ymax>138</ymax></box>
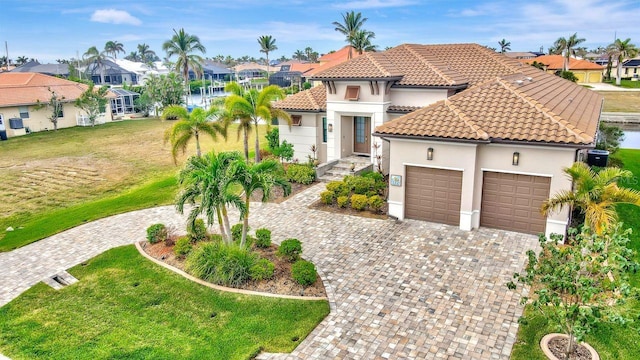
<box><xmin>188</xmin><ymin>60</ymin><xmax>233</xmax><ymax>81</ymax></box>
<box><xmin>232</xmin><ymin>62</ymin><xmax>269</xmax><ymax>79</ymax></box>
<box><xmin>274</xmin><ymin>43</ymin><xmax>602</xmax><ymax>237</ymax></box>
<box><xmin>521</xmin><ymin>55</ymin><xmax>604</xmax><ymax>83</ymax></box>
<box><xmin>85</xmin><ymin>59</ymin><xmax>138</xmax><ymax>85</ymax></box>
<box><xmin>621</xmin><ymin>58</ymin><xmax>640</xmax><ymax>79</ymax></box>
<box><xmin>0</xmin><ymin>72</ymin><xmax>114</xmax><ymax>138</ymax></box>
<box><xmin>10</xmin><ymin>60</ymin><xmax>70</xmax><ymax>77</ymax></box>
<box><xmin>504</xmin><ymin>52</ymin><xmax>539</xmax><ymax>60</ymax></box>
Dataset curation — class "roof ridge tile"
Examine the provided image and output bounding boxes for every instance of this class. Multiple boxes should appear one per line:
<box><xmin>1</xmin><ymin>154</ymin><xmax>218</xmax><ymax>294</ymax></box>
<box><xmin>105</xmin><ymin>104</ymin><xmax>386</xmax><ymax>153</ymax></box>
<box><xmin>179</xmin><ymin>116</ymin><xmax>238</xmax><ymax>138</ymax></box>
<box><xmin>443</xmin><ymin>99</ymin><xmax>490</xmax><ymax>139</ymax></box>
<box><xmin>403</xmin><ymin>44</ymin><xmax>459</xmax><ymax>85</ymax></box>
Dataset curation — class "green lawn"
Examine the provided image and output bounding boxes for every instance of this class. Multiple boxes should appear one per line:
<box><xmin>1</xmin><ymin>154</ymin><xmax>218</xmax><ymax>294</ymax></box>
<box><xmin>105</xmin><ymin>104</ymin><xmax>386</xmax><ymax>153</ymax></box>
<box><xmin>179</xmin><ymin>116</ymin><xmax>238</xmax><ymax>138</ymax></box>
<box><xmin>511</xmin><ymin>149</ymin><xmax>640</xmax><ymax>360</ymax></box>
<box><xmin>605</xmin><ymin>79</ymin><xmax>640</xmax><ymax>89</ymax></box>
<box><xmin>0</xmin><ymin>246</ymin><xmax>329</xmax><ymax>359</ymax></box>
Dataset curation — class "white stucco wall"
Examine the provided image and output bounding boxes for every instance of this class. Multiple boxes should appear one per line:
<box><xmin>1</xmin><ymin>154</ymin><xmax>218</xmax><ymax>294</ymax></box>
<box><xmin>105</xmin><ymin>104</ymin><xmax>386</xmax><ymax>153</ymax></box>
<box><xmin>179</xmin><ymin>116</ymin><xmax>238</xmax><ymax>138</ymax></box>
<box><xmin>388</xmin><ymin>88</ymin><xmax>449</xmax><ymax>107</ymax></box>
<box><xmin>0</xmin><ymin>102</ymin><xmax>91</xmax><ymax>137</ymax></box>
<box><xmin>278</xmin><ymin>112</ymin><xmax>320</xmax><ymax>162</ymax></box>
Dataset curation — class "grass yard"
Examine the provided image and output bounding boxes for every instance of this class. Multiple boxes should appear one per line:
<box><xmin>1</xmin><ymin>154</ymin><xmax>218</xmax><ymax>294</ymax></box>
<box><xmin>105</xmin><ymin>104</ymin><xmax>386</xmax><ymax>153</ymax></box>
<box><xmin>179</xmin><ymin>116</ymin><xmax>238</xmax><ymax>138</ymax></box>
<box><xmin>598</xmin><ymin>91</ymin><xmax>640</xmax><ymax>112</ymax></box>
<box><xmin>0</xmin><ymin>245</ymin><xmax>329</xmax><ymax>359</ymax></box>
<box><xmin>511</xmin><ymin>149</ymin><xmax>640</xmax><ymax>360</ymax></box>
<box><xmin>605</xmin><ymin>79</ymin><xmax>640</xmax><ymax>89</ymax></box>
<box><xmin>0</xmin><ymin>119</ymin><xmax>266</xmax><ymax>251</ymax></box>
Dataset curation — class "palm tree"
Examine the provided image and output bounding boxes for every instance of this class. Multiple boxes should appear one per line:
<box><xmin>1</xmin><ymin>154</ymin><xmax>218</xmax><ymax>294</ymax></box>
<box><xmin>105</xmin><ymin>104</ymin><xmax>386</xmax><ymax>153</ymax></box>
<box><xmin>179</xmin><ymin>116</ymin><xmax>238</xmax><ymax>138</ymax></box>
<box><xmin>137</xmin><ymin>43</ymin><xmax>158</xmax><ymax>63</ymax></box>
<box><xmin>176</xmin><ymin>151</ymin><xmax>245</xmax><ymax>243</ymax></box>
<box><xmin>498</xmin><ymin>39</ymin><xmax>511</xmax><ymax>54</ymax></box>
<box><xmin>163</xmin><ymin>105</ymin><xmax>228</xmax><ymax>163</ymax></box>
<box><xmin>83</xmin><ymin>46</ymin><xmax>108</xmax><ymax>84</ymax></box>
<box><xmin>231</xmin><ymin>159</ymin><xmax>290</xmax><ymax>247</ymax></box>
<box><xmin>15</xmin><ymin>56</ymin><xmax>29</xmax><ymax>65</ymax></box>
<box><xmin>333</xmin><ymin>11</ymin><xmax>369</xmax><ymax>59</ymax></box>
<box><xmin>104</xmin><ymin>40</ymin><xmax>124</xmax><ymax>60</ymax></box>
<box><xmin>553</xmin><ymin>33</ymin><xmax>586</xmax><ymax>71</ymax></box>
<box><xmin>162</xmin><ymin>28</ymin><xmax>207</xmax><ymax>106</ymax></box>
<box><xmin>258</xmin><ymin>35</ymin><xmax>277</xmax><ymax>75</ymax></box>
<box><xmin>125</xmin><ymin>51</ymin><xmax>141</xmax><ymax>62</ymax></box>
<box><xmin>608</xmin><ymin>38</ymin><xmax>638</xmax><ymax>86</ymax></box>
<box><xmin>293</xmin><ymin>49</ymin><xmax>306</xmax><ymax>61</ymax></box>
<box><xmin>224</xmin><ymin>82</ymin><xmax>291</xmax><ymax>163</ymax></box>
<box><xmin>352</xmin><ymin>30</ymin><xmax>376</xmax><ymax>54</ymax></box>
<box><xmin>542</xmin><ymin>162</ymin><xmax>640</xmax><ymax>234</ymax></box>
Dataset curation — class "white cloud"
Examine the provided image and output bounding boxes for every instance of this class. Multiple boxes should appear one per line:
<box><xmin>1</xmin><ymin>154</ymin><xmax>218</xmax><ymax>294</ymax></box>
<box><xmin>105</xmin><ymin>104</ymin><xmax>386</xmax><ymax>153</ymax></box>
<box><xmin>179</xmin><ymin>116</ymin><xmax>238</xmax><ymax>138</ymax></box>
<box><xmin>90</xmin><ymin>9</ymin><xmax>142</xmax><ymax>26</ymax></box>
<box><xmin>333</xmin><ymin>0</ymin><xmax>416</xmax><ymax>9</ymax></box>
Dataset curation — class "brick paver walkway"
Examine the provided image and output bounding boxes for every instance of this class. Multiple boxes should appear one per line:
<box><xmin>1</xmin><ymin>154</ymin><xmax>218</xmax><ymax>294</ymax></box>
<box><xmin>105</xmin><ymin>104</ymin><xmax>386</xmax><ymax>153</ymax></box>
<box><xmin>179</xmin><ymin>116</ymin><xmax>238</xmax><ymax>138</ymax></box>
<box><xmin>0</xmin><ymin>184</ymin><xmax>538</xmax><ymax>359</ymax></box>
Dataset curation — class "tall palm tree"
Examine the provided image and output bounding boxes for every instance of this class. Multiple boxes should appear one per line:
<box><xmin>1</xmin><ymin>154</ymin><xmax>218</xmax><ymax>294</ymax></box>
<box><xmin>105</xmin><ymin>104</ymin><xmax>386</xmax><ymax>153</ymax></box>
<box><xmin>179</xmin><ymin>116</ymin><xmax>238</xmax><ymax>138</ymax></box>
<box><xmin>608</xmin><ymin>38</ymin><xmax>638</xmax><ymax>86</ymax></box>
<box><xmin>125</xmin><ymin>51</ymin><xmax>141</xmax><ymax>62</ymax></box>
<box><xmin>83</xmin><ymin>46</ymin><xmax>108</xmax><ymax>84</ymax></box>
<box><xmin>224</xmin><ymin>82</ymin><xmax>291</xmax><ymax>163</ymax></box>
<box><xmin>137</xmin><ymin>43</ymin><xmax>158</xmax><ymax>63</ymax></box>
<box><xmin>553</xmin><ymin>33</ymin><xmax>586</xmax><ymax>71</ymax></box>
<box><xmin>176</xmin><ymin>151</ymin><xmax>245</xmax><ymax>243</ymax></box>
<box><xmin>293</xmin><ymin>49</ymin><xmax>306</xmax><ymax>60</ymax></box>
<box><xmin>333</xmin><ymin>11</ymin><xmax>369</xmax><ymax>59</ymax></box>
<box><xmin>258</xmin><ymin>35</ymin><xmax>277</xmax><ymax>75</ymax></box>
<box><xmin>352</xmin><ymin>30</ymin><xmax>376</xmax><ymax>54</ymax></box>
<box><xmin>104</xmin><ymin>40</ymin><xmax>124</xmax><ymax>60</ymax></box>
<box><xmin>163</xmin><ymin>105</ymin><xmax>228</xmax><ymax>163</ymax></box>
<box><xmin>162</xmin><ymin>28</ymin><xmax>207</xmax><ymax>106</ymax></box>
<box><xmin>231</xmin><ymin>159</ymin><xmax>290</xmax><ymax>247</ymax></box>
<box><xmin>542</xmin><ymin>162</ymin><xmax>640</xmax><ymax>234</ymax></box>
<box><xmin>498</xmin><ymin>39</ymin><xmax>511</xmax><ymax>53</ymax></box>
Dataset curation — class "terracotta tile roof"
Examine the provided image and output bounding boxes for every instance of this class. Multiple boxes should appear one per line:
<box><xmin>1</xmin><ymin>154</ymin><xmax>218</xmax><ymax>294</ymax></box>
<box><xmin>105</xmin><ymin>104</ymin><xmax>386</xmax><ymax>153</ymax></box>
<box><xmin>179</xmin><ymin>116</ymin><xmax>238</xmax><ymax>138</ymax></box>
<box><xmin>318</xmin><ymin>46</ymin><xmax>362</xmax><ymax>63</ymax></box>
<box><xmin>375</xmin><ymin>66</ymin><xmax>601</xmax><ymax>145</ymax></box>
<box><xmin>272</xmin><ymin>85</ymin><xmax>326</xmax><ymax>112</ymax></box>
<box><xmin>387</xmin><ymin>105</ymin><xmax>421</xmax><ymax>114</ymax></box>
<box><xmin>312</xmin><ymin>52</ymin><xmax>404</xmax><ymax>79</ymax></box>
<box><xmin>522</xmin><ymin>55</ymin><xmax>604</xmax><ymax>70</ymax></box>
<box><xmin>289</xmin><ymin>63</ymin><xmax>318</xmax><ymax>74</ymax></box>
<box><xmin>0</xmin><ymin>72</ymin><xmax>91</xmax><ymax>107</ymax></box>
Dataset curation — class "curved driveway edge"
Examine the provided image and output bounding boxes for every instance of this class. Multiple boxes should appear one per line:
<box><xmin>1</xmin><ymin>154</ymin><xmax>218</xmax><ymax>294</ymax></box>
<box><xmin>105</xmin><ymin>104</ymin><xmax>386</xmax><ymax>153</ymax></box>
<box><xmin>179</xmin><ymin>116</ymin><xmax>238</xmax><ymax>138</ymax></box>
<box><xmin>0</xmin><ymin>183</ymin><xmax>538</xmax><ymax>359</ymax></box>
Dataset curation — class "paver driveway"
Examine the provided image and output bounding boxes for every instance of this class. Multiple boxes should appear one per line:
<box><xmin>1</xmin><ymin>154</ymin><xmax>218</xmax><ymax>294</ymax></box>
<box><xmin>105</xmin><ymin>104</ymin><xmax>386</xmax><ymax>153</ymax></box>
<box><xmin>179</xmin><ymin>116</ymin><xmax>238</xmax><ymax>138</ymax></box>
<box><xmin>0</xmin><ymin>183</ymin><xmax>538</xmax><ymax>359</ymax></box>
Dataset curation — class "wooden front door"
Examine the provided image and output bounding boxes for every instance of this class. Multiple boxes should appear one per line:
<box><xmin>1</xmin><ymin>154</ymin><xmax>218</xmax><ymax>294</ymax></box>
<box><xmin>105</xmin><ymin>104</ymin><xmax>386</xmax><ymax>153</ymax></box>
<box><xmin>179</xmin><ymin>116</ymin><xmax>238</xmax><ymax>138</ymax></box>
<box><xmin>353</xmin><ymin>116</ymin><xmax>370</xmax><ymax>154</ymax></box>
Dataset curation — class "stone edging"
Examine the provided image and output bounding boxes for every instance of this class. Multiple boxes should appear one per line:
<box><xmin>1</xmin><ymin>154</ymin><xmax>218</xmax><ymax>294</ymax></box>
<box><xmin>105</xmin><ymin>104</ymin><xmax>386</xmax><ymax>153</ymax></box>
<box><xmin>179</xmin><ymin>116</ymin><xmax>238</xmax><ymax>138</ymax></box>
<box><xmin>540</xmin><ymin>333</ymin><xmax>600</xmax><ymax>360</ymax></box>
<box><xmin>135</xmin><ymin>241</ymin><xmax>329</xmax><ymax>301</ymax></box>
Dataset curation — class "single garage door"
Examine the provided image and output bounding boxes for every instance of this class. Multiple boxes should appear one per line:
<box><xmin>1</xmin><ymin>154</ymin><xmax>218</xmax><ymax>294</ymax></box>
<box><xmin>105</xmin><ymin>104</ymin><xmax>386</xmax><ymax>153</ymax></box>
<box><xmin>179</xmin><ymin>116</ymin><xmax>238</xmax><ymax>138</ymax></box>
<box><xmin>405</xmin><ymin>166</ymin><xmax>462</xmax><ymax>225</ymax></box>
<box><xmin>480</xmin><ymin>172</ymin><xmax>550</xmax><ymax>234</ymax></box>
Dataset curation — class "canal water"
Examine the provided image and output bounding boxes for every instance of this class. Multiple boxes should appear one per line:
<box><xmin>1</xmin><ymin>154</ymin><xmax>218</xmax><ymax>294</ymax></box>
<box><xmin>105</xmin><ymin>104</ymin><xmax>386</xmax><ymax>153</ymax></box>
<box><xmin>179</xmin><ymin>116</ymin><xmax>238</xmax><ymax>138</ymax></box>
<box><xmin>616</xmin><ymin>123</ymin><xmax>640</xmax><ymax>149</ymax></box>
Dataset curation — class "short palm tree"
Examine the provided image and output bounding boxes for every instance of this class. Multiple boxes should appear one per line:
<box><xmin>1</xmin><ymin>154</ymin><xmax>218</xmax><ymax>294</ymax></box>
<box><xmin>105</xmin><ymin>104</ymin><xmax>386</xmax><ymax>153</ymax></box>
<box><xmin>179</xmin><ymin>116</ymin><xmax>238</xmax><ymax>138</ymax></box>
<box><xmin>162</xmin><ymin>28</ymin><xmax>207</xmax><ymax>105</ymax></box>
<box><xmin>542</xmin><ymin>162</ymin><xmax>640</xmax><ymax>234</ymax></box>
<box><xmin>553</xmin><ymin>33</ymin><xmax>586</xmax><ymax>71</ymax></box>
<box><xmin>293</xmin><ymin>49</ymin><xmax>306</xmax><ymax>60</ymax></box>
<box><xmin>15</xmin><ymin>56</ymin><xmax>28</xmax><ymax>65</ymax></box>
<box><xmin>163</xmin><ymin>105</ymin><xmax>228</xmax><ymax>163</ymax></box>
<box><xmin>137</xmin><ymin>43</ymin><xmax>157</xmax><ymax>62</ymax></box>
<box><xmin>104</xmin><ymin>40</ymin><xmax>125</xmax><ymax>59</ymax></box>
<box><xmin>231</xmin><ymin>159</ymin><xmax>290</xmax><ymax>247</ymax></box>
<box><xmin>333</xmin><ymin>11</ymin><xmax>369</xmax><ymax>59</ymax></box>
<box><xmin>608</xmin><ymin>38</ymin><xmax>638</xmax><ymax>86</ymax></box>
<box><xmin>352</xmin><ymin>30</ymin><xmax>376</xmax><ymax>54</ymax></box>
<box><xmin>498</xmin><ymin>39</ymin><xmax>511</xmax><ymax>53</ymax></box>
<box><xmin>258</xmin><ymin>35</ymin><xmax>277</xmax><ymax>75</ymax></box>
<box><xmin>176</xmin><ymin>151</ymin><xmax>245</xmax><ymax>243</ymax></box>
<box><xmin>224</xmin><ymin>82</ymin><xmax>291</xmax><ymax>162</ymax></box>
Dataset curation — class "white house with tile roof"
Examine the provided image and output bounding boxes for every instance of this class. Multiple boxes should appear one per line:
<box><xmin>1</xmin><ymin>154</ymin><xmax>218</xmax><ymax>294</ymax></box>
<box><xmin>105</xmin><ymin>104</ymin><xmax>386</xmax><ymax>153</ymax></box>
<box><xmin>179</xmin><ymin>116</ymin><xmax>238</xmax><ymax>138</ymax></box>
<box><xmin>273</xmin><ymin>43</ymin><xmax>602</xmax><ymax>237</ymax></box>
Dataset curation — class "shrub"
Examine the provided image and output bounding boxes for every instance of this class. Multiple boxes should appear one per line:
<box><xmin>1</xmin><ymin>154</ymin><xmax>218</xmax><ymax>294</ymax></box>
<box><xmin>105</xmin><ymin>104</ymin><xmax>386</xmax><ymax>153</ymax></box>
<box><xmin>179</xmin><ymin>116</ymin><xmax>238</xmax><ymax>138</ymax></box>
<box><xmin>337</xmin><ymin>196</ymin><xmax>349</xmax><ymax>208</ymax></box>
<box><xmin>274</xmin><ymin>140</ymin><xmax>294</xmax><ymax>163</ymax></box>
<box><xmin>326</xmin><ymin>180</ymin><xmax>350</xmax><ymax>197</ymax></box>
<box><xmin>185</xmin><ymin>242</ymin><xmax>257</xmax><ymax>287</ymax></box>
<box><xmin>174</xmin><ymin>236</ymin><xmax>193</xmax><ymax>257</ymax></box>
<box><xmin>292</xmin><ymin>260</ymin><xmax>317</xmax><ymax>286</ymax></box>
<box><xmin>265</xmin><ymin>127</ymin><xmax>279</xmax><ymax>151</ymax></box>
<box><xmin>320</xmin><ymin>190</ymin><xmax>335</xmax><ymax>205</ymax></box>
<box><xmin>146</xmin><ymin>223</ymin><xmax>167</xmax><ymax>244</ymax></box>
<box><xmin>255</xmin><ymin>228</ymin><xmax>271</xmax><ymax>248</ymax></box>
<box><xmin>277</xmin><ymin>238</ymin><xmax>302</xmax><ymax>262</ymax></box>
<box><xmin>368</xmin><ymin>195</ymin><xmax>384</xmax><ymax>212</ymax></box>
<box><xmin>350</xmin><ymin>194</ymin><xmax>368</xmax><ymax>211</ymax></box>
<box><xmin>231</xmin><ymin>223</ymin><xmax>244</xmax><ymax>242</ymax></box>
<box><xmin>188</xmin><ymin>219</ymin><xmax>208</xmax><ymax>243</ymax></box>
<box><xmin>361</xmin><ymin>171</ymin><xmax>384</xmax><ymax>183</ymax></box>
<box><xmin>210</xmin><ymin>233</ymin><xmax>223</xmax><ymax>243</ymax></box>
<box><xmin>250</xmin><ymin>258</ymin><xmax>275</xmax><ymax>281</ymax></box>
<box><xmin>347</xmin><ymin>176</ymin><xmax>376</xmax><ymax>195</ymax></box>
<box><xmin>287</xmin><ymin>163</ymin><xmax>316</xmax><ymax>184</ymax></box>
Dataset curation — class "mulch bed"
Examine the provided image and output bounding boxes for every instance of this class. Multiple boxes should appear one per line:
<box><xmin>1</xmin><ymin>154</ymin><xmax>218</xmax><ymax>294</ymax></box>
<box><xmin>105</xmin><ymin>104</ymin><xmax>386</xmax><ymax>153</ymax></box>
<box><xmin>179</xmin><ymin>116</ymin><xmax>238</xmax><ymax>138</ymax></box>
<box><xmin>309</xmin><ymin>199</ymin><xmax>389</xmax><ymax>220</ymax></box>
<box><xmin>250</xmin><ymin>181</ymin><xmax>315</xmax><ymax>203</ymax></box>
<box><xmin>141</xmin><ymin>240</ymin><xmax>327</xmax><ymax>298</ymax></box>
<box><xmin>548</xmin><ymin>337</ymin><xmax>593</xmax><ymax>360</ymax></box>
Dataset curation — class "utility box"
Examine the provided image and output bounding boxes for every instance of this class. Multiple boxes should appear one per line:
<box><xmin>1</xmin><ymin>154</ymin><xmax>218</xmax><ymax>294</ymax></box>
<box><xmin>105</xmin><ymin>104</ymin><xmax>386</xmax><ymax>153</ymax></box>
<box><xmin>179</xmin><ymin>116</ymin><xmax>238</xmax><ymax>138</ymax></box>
<box><xmin>587</xmin><ymin>149</ymin><xmax>609</xmax><ymax>167</ymax></box>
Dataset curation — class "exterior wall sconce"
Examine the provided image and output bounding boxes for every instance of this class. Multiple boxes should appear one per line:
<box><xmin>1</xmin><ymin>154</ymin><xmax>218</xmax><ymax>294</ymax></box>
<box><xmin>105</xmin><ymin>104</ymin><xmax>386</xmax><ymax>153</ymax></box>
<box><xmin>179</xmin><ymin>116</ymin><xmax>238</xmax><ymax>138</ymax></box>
<box><xmin>427</xmin><ymin>147</ymin><xmax>434</xmax><ymax>161</ymax></box>
<box><xmin>328</xmin><ymin>123</ymin><xmax>333</xmax><ymax>132</ymax></box>
<box><xmin>512</xmin><ymin>151</ymin><xmax>520</xmax><ymax>166</ymax></box>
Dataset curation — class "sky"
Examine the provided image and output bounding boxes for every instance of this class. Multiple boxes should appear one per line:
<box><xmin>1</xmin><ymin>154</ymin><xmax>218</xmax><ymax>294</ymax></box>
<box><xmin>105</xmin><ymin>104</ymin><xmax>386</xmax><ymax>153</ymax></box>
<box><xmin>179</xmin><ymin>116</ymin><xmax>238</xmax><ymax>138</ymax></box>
<box><xmin>1</xmin><ymin>0</ymin><xmax>639</xmax><ymax>64</ymax></box>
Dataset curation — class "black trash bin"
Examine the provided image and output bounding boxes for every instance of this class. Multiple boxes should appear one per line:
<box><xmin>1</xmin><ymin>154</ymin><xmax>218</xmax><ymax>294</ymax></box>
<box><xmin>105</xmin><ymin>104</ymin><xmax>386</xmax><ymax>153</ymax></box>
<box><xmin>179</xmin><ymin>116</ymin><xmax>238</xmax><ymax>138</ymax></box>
<box><xmin>587</xmin><ymin>149</ymin><xmax>609</xmax><ymax>167</ymax></box>
<box><xmin>0</xmin><ymin>130</ymin><xmax>7</xmax><ymax>141</ymax></box>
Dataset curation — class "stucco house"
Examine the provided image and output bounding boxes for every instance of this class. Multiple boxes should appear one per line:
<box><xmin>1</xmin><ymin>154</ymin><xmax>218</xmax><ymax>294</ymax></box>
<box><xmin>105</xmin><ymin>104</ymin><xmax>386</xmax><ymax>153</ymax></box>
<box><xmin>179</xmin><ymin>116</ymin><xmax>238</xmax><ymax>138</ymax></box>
<box><xmin>274</xmin><ymin>43</ymin><xmax>602</xmax><ymax>237</ymax></box>
<box><xmin>621</xmin><ymin>58</ymin><xmax>640</xmax><ymax>79</ymax></box>
<box><xmin>0</xmin><ymin>72</ymin><xmax>113</xmax><ymax>138</ymax></box>
<box><xmin>521</xmin><ymin>55</ymin><xmax>604</xmax><ymax>83</ymax></box>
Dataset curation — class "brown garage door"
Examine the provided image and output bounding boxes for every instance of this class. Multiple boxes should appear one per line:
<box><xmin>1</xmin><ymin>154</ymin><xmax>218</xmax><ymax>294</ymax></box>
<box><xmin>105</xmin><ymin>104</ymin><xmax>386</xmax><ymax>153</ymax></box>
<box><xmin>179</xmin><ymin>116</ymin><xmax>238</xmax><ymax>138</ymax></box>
<box><xmin>405</xmin><ymin>166</ymin><xmax>462</xmax><ymax>225</ymax></box>
<box><xmin>480</xmin><ymin>172</ymin><xmax>550</xmax><ymax>234</ymax></box>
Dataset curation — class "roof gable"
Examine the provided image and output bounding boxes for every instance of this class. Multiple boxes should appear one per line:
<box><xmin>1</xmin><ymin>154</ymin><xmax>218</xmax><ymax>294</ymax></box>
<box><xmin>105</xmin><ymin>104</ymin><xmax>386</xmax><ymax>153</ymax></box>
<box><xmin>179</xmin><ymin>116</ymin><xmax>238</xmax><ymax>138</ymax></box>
<box><xmin>273</xmin><ymin>85</ymin><xmax>326</xmax><ymax>112</ymax></box>
<box><xmin>0</xmin><ymin>72</ymin><xmax>90</xmax><ymax>107</ymax></box>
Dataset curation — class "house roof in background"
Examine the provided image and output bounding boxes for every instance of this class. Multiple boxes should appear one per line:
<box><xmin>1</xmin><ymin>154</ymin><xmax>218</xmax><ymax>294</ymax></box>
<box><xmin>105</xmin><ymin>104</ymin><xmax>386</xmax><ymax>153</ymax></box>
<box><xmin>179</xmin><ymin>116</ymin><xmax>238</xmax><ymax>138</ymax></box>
<box><xmin>11</xmin><ymin>61</ymin><xmax>70</xmax><ymax>76</ymax></box>
<box><xmin>521</xmin><ymin>55</ymin><xmax>604</xmax><ymax>70</ymax></box>
<box><xmin>622</xmin><ymin>58</ymin><xmax>640</xmax><ymax>67</ymax></box>
<box><xmin>318</xmin><ymin>45</ymin><xmax>361</xmax><ymax>63</ymax></box>
<box><xmin>272</xmin><ymin>84</ymin><xmax>326</xmax><ymax>112</ymax></box>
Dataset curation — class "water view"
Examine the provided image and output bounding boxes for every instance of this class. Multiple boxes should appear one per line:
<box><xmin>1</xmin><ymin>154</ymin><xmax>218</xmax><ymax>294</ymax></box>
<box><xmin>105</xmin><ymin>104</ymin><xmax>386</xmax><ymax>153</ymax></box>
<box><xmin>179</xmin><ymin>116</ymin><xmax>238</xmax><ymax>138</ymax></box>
<box><xmin>617</xmin><ymin>123</ymin><xmax>640</xmax><ymax>149</ymax></box>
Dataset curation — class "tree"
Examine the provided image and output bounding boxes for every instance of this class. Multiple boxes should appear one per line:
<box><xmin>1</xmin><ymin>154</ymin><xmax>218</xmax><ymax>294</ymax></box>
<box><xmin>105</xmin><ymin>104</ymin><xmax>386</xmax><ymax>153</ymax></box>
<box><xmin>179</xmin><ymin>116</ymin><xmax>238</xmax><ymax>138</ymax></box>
<box><xmin>176</xmin><ymin>151</ymin><xmax>245</xmax><ymax>244</ymax></box>
<box><xmin>163</xmin><ymin>105</ymin><xmax>228</xmax><ymax>163</ymax></box>
<box><xmin>231</xmin><ymin>159</ymin><xmax>290</xmax><ymax>247</ymax></box>
<box><xmin>15</xmin><ymin>56</ymin><xmax>28</xmax><ymax>65</ymax></box>
<box><xmin>104</xmin><ymin>40</ymin><xmax>124</xmax><ymax>60</ymax></box>
<box><xmin>293</xmin><ymin>49</ymin><xmax>306</xmax><ymax>61</ymax></box>
<box><xmin>608</xmin><ymin>38</ymin><xmax>638</xmax><ymax>86</ymax></box>
<box><xmin>162</xmin><ymin>28</ymin><xmax>207</xmax><ymax>106</ymax></box>
<box><xmin>224</xmin><ymin>82</ymin><xmax>291</xmax><ymax>163</ymax></box>
<box><xmin>333</xmin><ymin>11</ymin><xmax>369</xmax><ymax>59</ymax></box>
<box><xmin>498</xmin><ymin>39</ymin><xmax>511</xmax><ymax>53</ymax></box>
<box><xmin>552</xmin><ymin>33</ymin><xmax>586</xmax><ymax>71</ymax></box>
<box><xmin>352</xmin><ymin>29</ymin><xmax>376</xmax><ymax>54</ymax></box>
<box><xmin>125</xmin><ymin>51</ymin><xmax>141</xmax><ymax>62</ymax></box>
<box><xmin>542</xmin><ymin>162</ymin><xmax>640</xmax><ymax>235</ymax></box>
<box><xmin>508</xmin><ymin>225</ymin><xmax>638</xmax><ymax>359</ymax></box>
<box><xmin>137</xmin><ymin>43</ymin><xmax>158</xmax><ymax>62</ymax></box>
<box><xmin>596</xmin><ymin>122</ymin><xmax>625</xmax><ymax>154</ymax></box>
<box><xmin>258</xmin><ymin>35</ymin><xmax>277</xmax><ymax>75</ymax></box>
<box><xmin>83</xmin><ymin>46</ymin><xmax>108</xmax><ymax>84</ymax></box>
<box><xmin>34</xmin><ymin>87</ymin><xmax>65</xmax><ymax>131</ymax></box>
<box><xmin>74</xmin><ymin>83</ymin><xmax>109</xmax><ymax>127</ymax></box>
